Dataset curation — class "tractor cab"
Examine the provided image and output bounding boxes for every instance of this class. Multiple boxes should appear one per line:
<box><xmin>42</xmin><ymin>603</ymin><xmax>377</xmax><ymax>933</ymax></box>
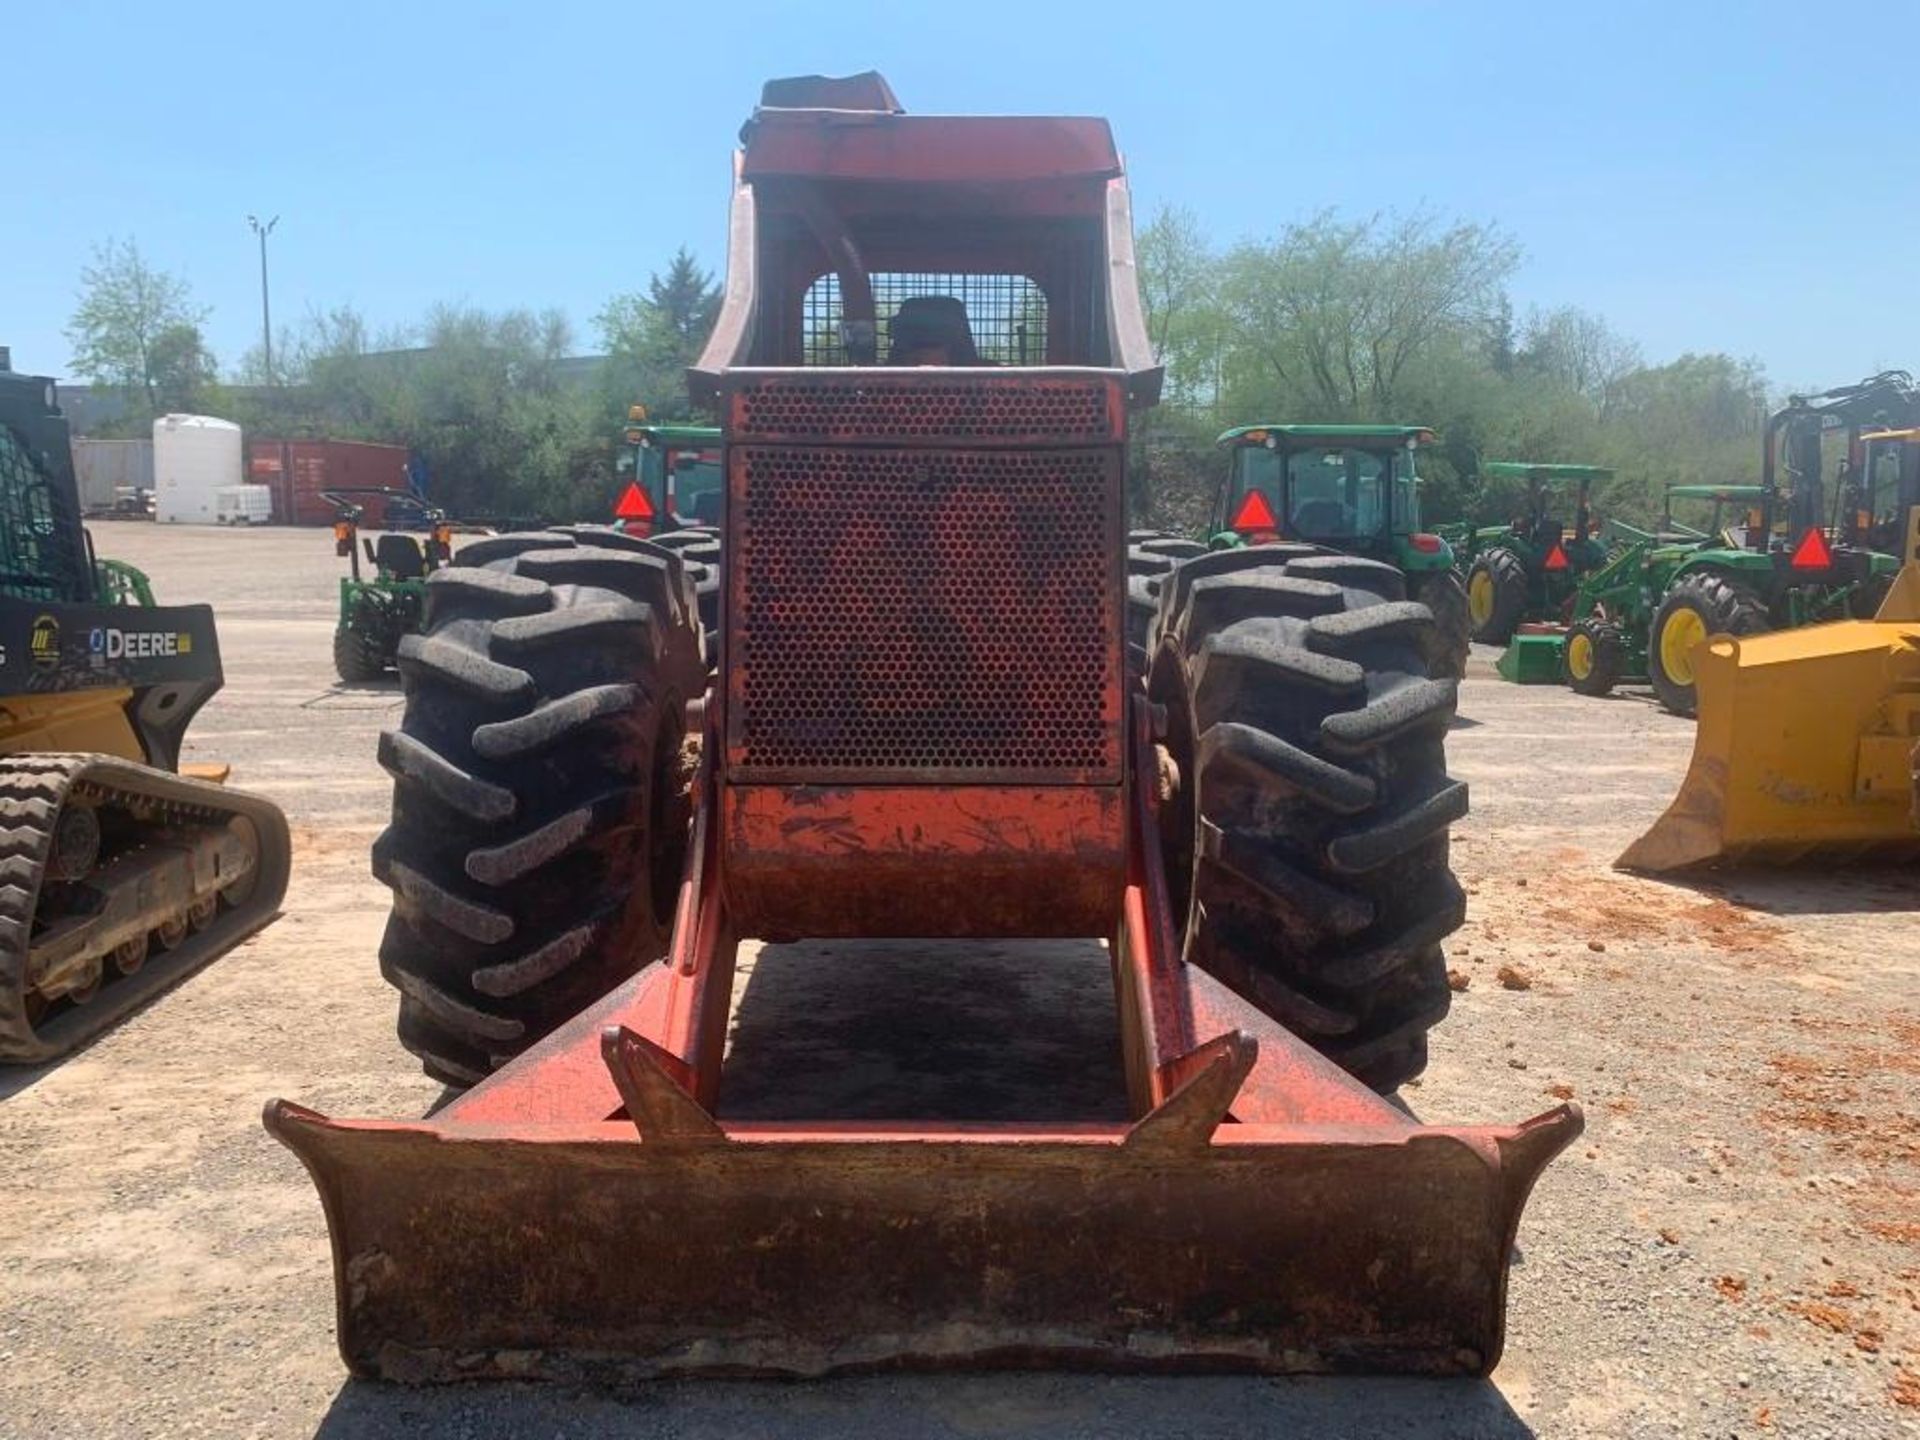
<box><xmin>1210</xmin><ymin>424</ymin><xmax>1468</xmax><ymax>676</ymax></box>
<box><xmin>1212</xmin><ymin>424</ymin><xmax>1452</xmax><ymax>570</ymax></box>
<box><xmin>1859</xmin><ymin>428</ymin><xmax>1920</xmax><ymax>556</ymax></box>
<box><xmin>612</xmin><ymin>409</ymin><xmax>723</xmax><ymax>535</ymax></box>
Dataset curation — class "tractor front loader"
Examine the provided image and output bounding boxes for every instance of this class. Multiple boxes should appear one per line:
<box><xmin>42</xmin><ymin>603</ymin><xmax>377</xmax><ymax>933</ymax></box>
<box><xmin>269</xmin><ymin>75</ymin><xmax>1577</xmax><ymax>1381</ymax></box>
<box><xmin>1620</xmin><ymin>430</ymin><xmax>1920</xmax><ymax>870</ymax></box>
<box><xmin>0</xmin><ymin>369</ymin><xmax>290</xmax><ymax>1062</ymax></box>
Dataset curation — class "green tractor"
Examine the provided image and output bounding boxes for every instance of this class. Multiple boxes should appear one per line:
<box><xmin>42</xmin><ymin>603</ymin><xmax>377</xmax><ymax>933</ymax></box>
<box><xmin>1552</xmin><ymin>483</ymin><xmax>1760</xmax><ymax>704</ymax></box>
<box><xmin>327</xmin><ymin>487</ymin><xmax>452</xmax><ymax>683</ymax></box>
<box><xmin>1563</xmin><ymin>437</ymin><xmax>1915</xmax><ymax>716</ymax></box>
<box><xmin>1208</xmin><ymin>424</ymin><xmax>1470</xmax><ymax>678</ymax></box>
<box><xmin>610</xmin><ymin>409</ymin><xmax>724</xmax><ymax>655</ymax></box>
<box><xmin>611</xmin><ymin>409</ymin><xmax>724</xmax><ymax>536</ymax></box>
<box><xmin>1454</xmin><ymin>462</ymin><xmax>1611</xmax><ymax>645</ymax></box>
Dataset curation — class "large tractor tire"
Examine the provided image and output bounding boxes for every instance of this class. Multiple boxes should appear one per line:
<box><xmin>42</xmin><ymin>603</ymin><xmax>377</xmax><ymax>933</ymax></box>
<box><xmin>1647</xmin><ymin>571</ymin><xmax>1770</xmax><ymax>718</ymax></box>
<box><xmin>1466</xmin><ymin>548</ymin><xmax>1529</xmax><ymax>644</ymax></box>
<box><xmin>1125</xmin><ymin>531</ymin><xmax>1208</xmax><ymax>673</ymax></box>
<box><xmin>1409</xmin><ymin>568</ymin><xmax>1471</xmax><ymax>680</ymax></box>
<box><xmin>332</xmin><ymin>625</ymin><xmax>388</xmax><ymax>683</ymax></box>
<box><xmin>372</xmin><ymin>531</ymin><xmax>708</xmax><ymax>1086</ymax></box>
<box><xmin>1148</xmin><ymin>547</ymin><xmax>1467</xmax><ymax>1092</ymax></box>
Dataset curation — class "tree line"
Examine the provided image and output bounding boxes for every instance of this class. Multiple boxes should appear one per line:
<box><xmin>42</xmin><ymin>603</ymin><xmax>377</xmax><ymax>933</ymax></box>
<box><xmin>61</xmin><ymin>240</ymin><xmax>720</xmax><ymax>522</ymax></box>
<box><xmin>1133</xmin><ymin>206</ymin><xmax>1771</xmax><ymax>533</ymax></box>
<box><xmin>62</xmin><ymin>213</ymin><xmax>1778</xmax><ymax>529</ymax></box>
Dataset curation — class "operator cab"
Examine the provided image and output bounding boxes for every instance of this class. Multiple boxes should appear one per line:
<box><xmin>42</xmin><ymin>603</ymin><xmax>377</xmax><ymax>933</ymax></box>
<box><xmin>1216</xmin><ymin>425</ymin><xmax>1431</xmax><ymax>546</ymax></box>
<box><xmin>614</xmin><ymin>420</ymin><xmax>724</xmax><ymax>533</ymax></box>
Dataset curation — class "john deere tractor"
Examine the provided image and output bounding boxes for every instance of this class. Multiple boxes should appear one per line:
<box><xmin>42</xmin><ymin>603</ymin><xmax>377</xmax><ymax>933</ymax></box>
<box><xmin>1456</xmin><ymin>462</ymin><xmax>1610</xmax><ymax>645</ymax></box>
<box><xmin>1209</xmin><ymin>424</ymin><xmax>1469</xmax><ymax>677</ymax></box>
<box><xmin>609</xmin><ymin>409</ymin><xmax>723</xmax><ymax>655</ymax></box>
<box><xmin>327</xmin><ymin>488</ymin><xmax>452</xmax><ymax>683</ymax></box>
<box><xmin>1562</xmin><ymin>426</ymin><xmax>1916</xmax><ymax>715</ymax></box>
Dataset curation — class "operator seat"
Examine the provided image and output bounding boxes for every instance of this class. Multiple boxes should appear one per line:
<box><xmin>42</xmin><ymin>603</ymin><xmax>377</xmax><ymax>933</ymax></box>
<box><xmin>374</xmin><ymin>533</ymin><xmax>427</xmax><ymax>580</ymax></box>
<box><xmin>888</xmin><ymin>296</ymin><xmax>984</xmax><ymax>365</ymax></box>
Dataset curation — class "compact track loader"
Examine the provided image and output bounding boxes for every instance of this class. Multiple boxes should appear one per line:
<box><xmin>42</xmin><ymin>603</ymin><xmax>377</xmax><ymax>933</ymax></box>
<box><xmin>269</xmin><ymin>74</ymin><xmax>1577</xmax><ymax>1381</ymax></box>
<box><xmin>1621</xmin><ymin>429</ymin><xmax>1920</xmax><ymax>870</ymax></box>
<box><xmin>0</xmin><ymin>369</ymin><xmax>290</xmax><ymax>1061</ymax></box>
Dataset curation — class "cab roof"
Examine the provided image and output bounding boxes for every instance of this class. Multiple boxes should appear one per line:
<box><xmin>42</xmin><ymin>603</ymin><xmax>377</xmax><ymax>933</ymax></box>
<box><xmin>1667</xmin><ymin>484</ymin><xmax>1772</xmax><ymax>502</ymax></box>
<box><xmin>1482</xmin><ymin>461</ymin><xmax>1612</xmax><ymax>482</ymax></box>
<box><xmin>632</xmin><ymin>425</ymin><xmax>721</xmax><ymax>446</ymax></box>
<box><xmin>1217</xmin><ymin>424</ymin><xmax>1434</xmax><ymax>446</ymax></box>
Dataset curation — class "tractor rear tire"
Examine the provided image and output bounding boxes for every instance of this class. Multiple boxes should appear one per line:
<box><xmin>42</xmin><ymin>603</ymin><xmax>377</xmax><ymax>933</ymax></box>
<box><xmin>1467</xmin><ymin>548</ymin><xmax>1529</xmax><ymax>644</ymax></box>
<box><xmin>1410</xmin><ymin>568</ymin><xmax>1471</xmax><ymax>680</ymax></box>
<box><xmin>333</xmin><ymin>625</ymin><xmax>388</xmax><ymax>683</ymax></box>
<box><xmin>1148</xmin><ymin>547</ymin><xmax>1466</xmax><ymax>1092</ymax></box>
<box><xmin>372</xmin><ymin>531</ymin><xmax>708</xmax><ymax>1087</ymax></box>
<box><xmin>1562</xmin><ymin>616</ymin><xmax>1625</xmax><ymax>697</ymax></box>
<box><xmin>1125</xmin><ymin>532</ymin><xmax>1209</xmax><ymax>673</ymax></box>
<box><xmin>1648</xmin><ymin>571</ymin><xmax>1771</xmax><ymax>718</ymax></box>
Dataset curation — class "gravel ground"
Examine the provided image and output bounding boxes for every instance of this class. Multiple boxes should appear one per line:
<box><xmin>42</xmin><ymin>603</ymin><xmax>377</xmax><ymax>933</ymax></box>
<box><xmin>1</xmin><ymin>524</ymin><xmax>1916</xmax><ymax>1439</ymax></box>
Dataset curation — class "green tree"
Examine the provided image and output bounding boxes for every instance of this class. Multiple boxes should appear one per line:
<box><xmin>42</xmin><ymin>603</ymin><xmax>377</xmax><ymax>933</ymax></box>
<box><xmin>595</xmin><ymin>247</ymin><xmax>722</xmax><ymax>420</ymax></box>
<box><xmin>65</xmin><ymin>238</ymin><xmax>216</xmax><ymax>424</ymax></box>
<box><xmin>1219</xmin><ymin>211</ymin><xmax>1520</xmax><ymax>421</ymax></box>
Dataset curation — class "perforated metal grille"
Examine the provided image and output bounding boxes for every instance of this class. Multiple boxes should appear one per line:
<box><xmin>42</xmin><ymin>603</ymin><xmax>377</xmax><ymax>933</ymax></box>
<box><xmin>730</xmin><ymin>445</ymin><xmax>1120</xmax><ymax>778</ymax></box>
<box><xmin>731</xmin><ymin>376</ymin><xmax>1115</xmax><ymax>444</ymax></box>
<box><xmin>803</xmin><ymin>272</ymin><xmax>1047</xmax><ymax>366</ymax></box>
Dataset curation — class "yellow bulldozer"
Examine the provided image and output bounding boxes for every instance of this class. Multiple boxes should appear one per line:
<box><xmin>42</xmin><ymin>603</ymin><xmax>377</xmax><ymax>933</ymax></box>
<box><xmin>1620</xmin><ymin>427</ymin><xmax>1920</xmax><ymax>870</ymax></box>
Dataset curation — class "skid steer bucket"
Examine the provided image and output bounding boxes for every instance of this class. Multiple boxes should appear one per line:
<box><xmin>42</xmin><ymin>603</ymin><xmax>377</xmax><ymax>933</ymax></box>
<box><xmin>268</xmin><ymin>704</ymin><xmax>1580</xmax><ymax>1382</ymax></box>
<box><xmin>1618</xmin><ymin>509</ymin><xmax>1920</xmax><ymax>871</ymax></box>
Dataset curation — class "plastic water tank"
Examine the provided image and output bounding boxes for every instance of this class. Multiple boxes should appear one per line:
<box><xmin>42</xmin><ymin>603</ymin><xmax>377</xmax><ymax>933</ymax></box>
<box><xmin>153</xmin><ymin>414</ymin><xmax>243</xmax><ymax>524</ymax></box>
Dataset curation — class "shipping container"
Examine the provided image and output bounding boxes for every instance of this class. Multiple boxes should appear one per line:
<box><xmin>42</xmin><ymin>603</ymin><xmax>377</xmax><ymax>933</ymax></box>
<box><xmin>73</xmin><ymin>438</ymin><xmax>154</xmax><ymax>510</ymax></box>
<box><xmin>245</xmin><ymin>438</ymin><xmax>414</xmax><ymax>526</ymax></box>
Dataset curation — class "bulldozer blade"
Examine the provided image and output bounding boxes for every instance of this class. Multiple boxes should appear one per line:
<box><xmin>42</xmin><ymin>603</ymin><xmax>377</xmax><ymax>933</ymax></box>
<box><xmin>1618</xmin><ymin>620</ymin><xmax>1920</xmax><ymax>871</ymax></box>
<box><xmin>265</xmin><ymin>976</ymin><xmax>1579</xmax><ymax>1383</ymax></box>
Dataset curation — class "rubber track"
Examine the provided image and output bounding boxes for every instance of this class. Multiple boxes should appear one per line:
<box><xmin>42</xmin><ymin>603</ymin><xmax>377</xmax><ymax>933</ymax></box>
<box><xmin>0</xmin><ymin>755</ymin><xmax>290</xmax><ymax>1064</ymax></box>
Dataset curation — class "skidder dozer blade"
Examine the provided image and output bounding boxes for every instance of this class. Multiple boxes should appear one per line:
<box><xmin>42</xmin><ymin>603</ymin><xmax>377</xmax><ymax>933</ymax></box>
<box><xmin>268</xmin><ymin>703</ymin><xmax>1579</xmax><ymax>1381</ymax></box>
<box><xmin>270</xmin><ymin>74</ymin><xmax>1578</xmax><ymax>1382</ymax></box>
<box><xmin>1619</xmin><ymin>507</ymin><xmax>1920</xmax><ymax>871</ymax></box>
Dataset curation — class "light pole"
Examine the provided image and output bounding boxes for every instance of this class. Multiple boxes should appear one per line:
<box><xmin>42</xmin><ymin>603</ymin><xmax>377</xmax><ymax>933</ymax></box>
<box><xmin>247</xmin><ymin>214</ymin><xmax>279</xmax><ymax>382</ymax></box>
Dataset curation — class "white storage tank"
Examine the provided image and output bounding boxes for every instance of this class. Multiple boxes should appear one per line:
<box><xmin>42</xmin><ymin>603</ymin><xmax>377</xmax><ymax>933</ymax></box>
<box><xmin>153</xmin><ymin>413</ymin><xmax>243</xmax><ymax>524</ymax></box>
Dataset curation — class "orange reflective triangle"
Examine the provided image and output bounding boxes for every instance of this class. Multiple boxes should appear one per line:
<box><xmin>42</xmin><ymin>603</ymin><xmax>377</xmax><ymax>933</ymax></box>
<box><xmin>1230</xmin><ymin>489</ymin><xmax>1278</xmax><ymax>532</ymax></box>
<box><xmin>614</xmin><ymin>481</ymin><xmax>654</xmax><ymax>520</ymax></box>
<box><xmin>1542</xmin><ymin>542</ymin><xmax>1570</xmax><ymax>571</ymax></box>
<box><xmin>1789</xmin><ymin>526</ymin><xmax>1832</xmax><ymax>570</ymax></box>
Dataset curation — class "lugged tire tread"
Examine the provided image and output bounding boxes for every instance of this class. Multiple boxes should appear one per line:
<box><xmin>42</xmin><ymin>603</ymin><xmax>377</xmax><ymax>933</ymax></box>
<box><xmin>373</xmin><ymin>533</ymin><xmax>706</xmax><ymax>1084</ymax></box>
<box><xmin>1149</xmin><ymin>548</ymin><xmax>1467</xmax><ymax>1091</ymax></box>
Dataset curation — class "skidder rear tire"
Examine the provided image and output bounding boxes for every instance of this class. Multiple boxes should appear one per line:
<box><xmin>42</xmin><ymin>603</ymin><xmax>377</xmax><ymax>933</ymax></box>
<box><xmin>1149</xmin><ymin>548</ymin><xmax>1466</xmax><ymax>1092</ymax></box>
<box><xmin>1125</xmin><ymin>532</ymin><xmax>1209</xmax><ymax>674</ymax></box>
<box><xmin>372</xmin><ymin>531</ymin><xmax>708</xmax><ymax>1086</ymax></box>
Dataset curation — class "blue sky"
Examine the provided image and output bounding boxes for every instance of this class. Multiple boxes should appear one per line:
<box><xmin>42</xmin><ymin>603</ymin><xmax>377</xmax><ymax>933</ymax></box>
<box><xmin>8</xmin><ymin>0</ymin><xmax>1915</xmax><ymax>392</ymax></box>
